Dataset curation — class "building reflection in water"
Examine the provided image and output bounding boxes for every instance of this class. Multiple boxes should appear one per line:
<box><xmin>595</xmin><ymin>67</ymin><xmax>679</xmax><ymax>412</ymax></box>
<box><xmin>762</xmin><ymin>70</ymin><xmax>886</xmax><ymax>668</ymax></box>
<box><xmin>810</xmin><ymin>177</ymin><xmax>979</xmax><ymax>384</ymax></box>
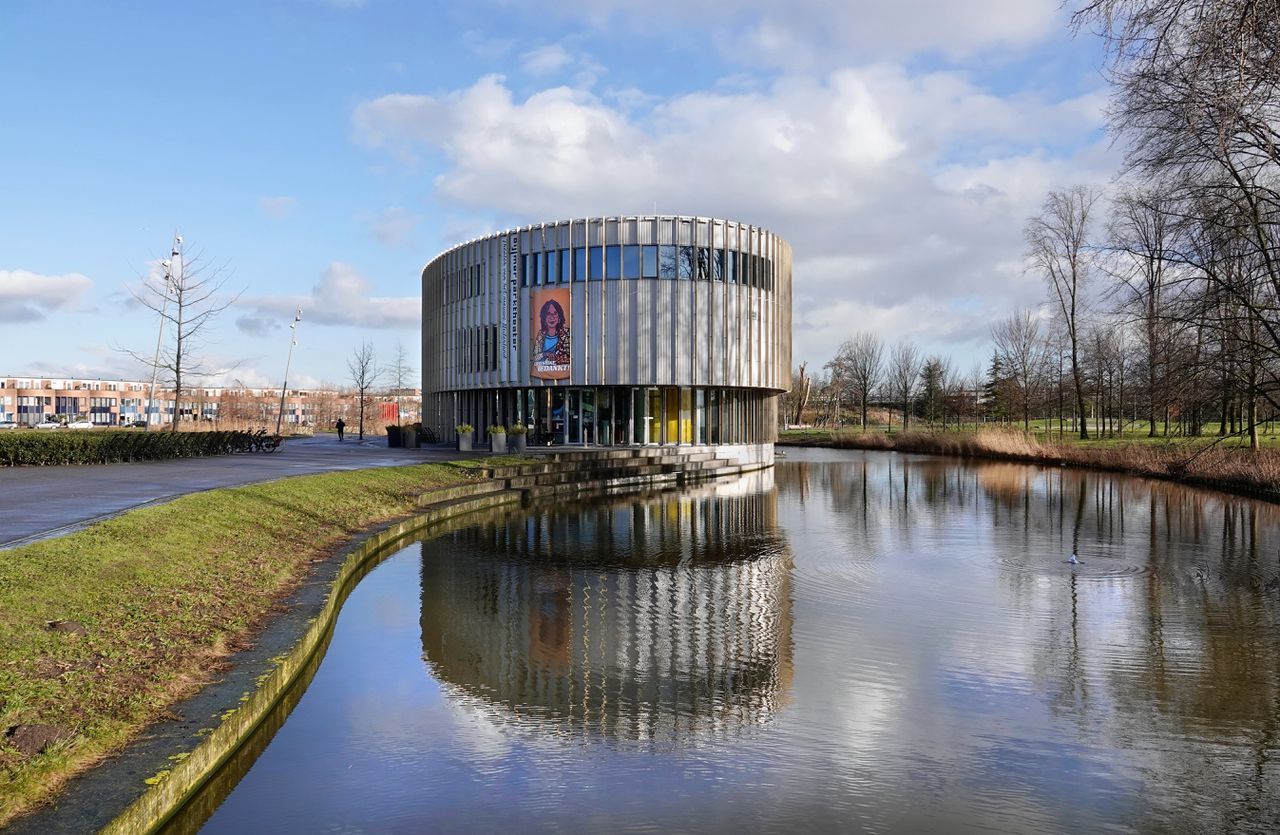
<box><xmin>419</xmin><ymin>469</ymin><xmax>793</xmax><ymax>743</ymax></box>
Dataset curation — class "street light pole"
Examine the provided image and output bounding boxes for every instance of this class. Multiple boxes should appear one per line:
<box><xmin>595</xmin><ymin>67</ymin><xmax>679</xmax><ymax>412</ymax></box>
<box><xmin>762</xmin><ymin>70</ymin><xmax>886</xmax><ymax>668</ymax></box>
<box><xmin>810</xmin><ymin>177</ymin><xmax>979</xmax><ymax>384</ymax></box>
<box><xmin>145</xmin><ymin>235</ymin><xmax>181</xmax><ymax>428</ymax></box>
<box><xmin>275</xmin><ymin>307</ymin><xmax>302</xmax><ymax>436</ymax></box>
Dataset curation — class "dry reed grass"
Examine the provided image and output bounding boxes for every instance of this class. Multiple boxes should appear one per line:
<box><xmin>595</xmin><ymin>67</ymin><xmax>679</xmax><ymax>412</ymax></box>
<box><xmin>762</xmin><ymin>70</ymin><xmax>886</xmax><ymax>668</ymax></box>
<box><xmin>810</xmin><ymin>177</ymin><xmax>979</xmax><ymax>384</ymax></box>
<box><xmin>825</xmin><ymin>428</ymin><xmax>1280</xmax><ymax>500</ymax></box>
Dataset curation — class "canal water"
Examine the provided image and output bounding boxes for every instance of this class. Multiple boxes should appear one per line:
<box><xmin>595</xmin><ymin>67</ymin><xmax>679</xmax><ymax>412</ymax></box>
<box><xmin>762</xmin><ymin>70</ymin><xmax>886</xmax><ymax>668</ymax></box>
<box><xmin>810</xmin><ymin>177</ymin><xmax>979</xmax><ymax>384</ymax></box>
<box><xmin>183</xmin><ymin>448</ymin><xmax>1280</xmax><ymax>833</ymax></box>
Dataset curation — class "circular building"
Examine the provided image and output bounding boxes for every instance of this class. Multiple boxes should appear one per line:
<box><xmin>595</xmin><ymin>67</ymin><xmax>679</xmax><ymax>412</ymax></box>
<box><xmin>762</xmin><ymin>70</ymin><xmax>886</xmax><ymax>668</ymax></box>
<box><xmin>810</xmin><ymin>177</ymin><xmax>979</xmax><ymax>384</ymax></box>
<box><xmin>421</xmin><ymin>216</ymin><xmax>792</xmax><ymax>459</ymax></box>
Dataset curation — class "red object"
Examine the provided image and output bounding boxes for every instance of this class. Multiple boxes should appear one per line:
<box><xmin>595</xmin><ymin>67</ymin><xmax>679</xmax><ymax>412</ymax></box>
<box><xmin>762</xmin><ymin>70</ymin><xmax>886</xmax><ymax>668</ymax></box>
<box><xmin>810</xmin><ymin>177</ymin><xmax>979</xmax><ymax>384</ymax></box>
<box><xmin>379</xmin><ymin>402</ymin><xmax>400</xmax><ymax>423</ymax></box>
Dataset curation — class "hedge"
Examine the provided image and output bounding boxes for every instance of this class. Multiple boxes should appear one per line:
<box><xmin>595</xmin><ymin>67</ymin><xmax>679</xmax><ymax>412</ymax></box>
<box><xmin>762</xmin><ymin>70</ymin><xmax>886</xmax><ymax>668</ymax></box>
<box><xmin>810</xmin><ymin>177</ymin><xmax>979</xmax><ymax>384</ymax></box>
<box><xmin>0</xmin><ymin>430</ymin><xmax>267</xmax><ymax>466</ymax></box>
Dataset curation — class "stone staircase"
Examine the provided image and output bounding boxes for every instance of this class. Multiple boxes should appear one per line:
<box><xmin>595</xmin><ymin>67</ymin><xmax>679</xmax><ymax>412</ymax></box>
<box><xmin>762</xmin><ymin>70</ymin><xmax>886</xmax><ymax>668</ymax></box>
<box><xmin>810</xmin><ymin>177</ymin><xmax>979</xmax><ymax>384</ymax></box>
<box><xmin>474</xmin><ymin>447</ymin><xmax>771</xmax><ymax>502</ymax></box>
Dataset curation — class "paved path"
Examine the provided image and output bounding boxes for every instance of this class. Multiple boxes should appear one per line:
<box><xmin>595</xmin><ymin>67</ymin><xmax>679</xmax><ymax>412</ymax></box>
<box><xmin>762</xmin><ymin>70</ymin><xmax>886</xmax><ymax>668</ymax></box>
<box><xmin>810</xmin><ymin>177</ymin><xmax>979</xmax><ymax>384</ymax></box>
<box><xmin>0</xmin><ymin>434</ymin><xmax>483</xmax><ymax>549</ymax></box>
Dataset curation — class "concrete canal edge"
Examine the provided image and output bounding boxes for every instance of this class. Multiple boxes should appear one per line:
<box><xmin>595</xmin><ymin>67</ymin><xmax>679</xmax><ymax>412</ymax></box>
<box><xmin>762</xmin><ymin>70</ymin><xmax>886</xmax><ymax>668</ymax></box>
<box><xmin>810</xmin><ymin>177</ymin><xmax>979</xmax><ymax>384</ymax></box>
<box><xmin>100</xmin><ymin>446</ymin><xmax>773</xmax><ymax>834</ymax></box>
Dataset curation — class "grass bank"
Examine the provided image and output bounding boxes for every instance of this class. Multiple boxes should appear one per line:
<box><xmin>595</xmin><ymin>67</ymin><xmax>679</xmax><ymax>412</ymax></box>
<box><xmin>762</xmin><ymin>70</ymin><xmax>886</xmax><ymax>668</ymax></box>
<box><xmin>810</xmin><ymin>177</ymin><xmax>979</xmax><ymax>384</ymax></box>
<box><xmin>0</xmin><ymin>459</ymin><xmax>517</xmax><ymax>826</ymax></box>
<box><xmin>780</xmin><ymin>428</ymin><xmax>1280</xmax><ymax>499</ymax></box>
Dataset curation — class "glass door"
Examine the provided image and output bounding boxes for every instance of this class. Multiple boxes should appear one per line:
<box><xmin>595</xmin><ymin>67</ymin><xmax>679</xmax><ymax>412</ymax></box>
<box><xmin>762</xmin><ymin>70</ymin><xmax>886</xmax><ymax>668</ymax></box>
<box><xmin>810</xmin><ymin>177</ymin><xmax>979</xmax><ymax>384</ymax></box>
<box><xmin>647</xmin><ymin>388</ymin><xmax>662</xmax><ymax>444</ymax></box>
<box><xmin>614</xmin><ymin>388</ymin><xmax>631</xmax><ymax>445</ymax></box>
<box><xmin>632</xmin><ymin>388</ymin><xmax>646</xmax><ymax>444</ymax></box>
<box><xmin>597</xmin><ymin>389</ymin><xmax>613</xmax><ymax>446</ymax></box>
<box><xmin>567</xmin><ymin>390</ymin><xmax>580</xmax><ymax>444</ymax></box>
<box><xmin>665</xmin><ymin>388</ymin><xmax>680</xmax><ymax>444</ymax></box>
<box><xmin>551</xmin><ymin>389</ymin><xmax>566</xmax><ymax>444</ymax></box>
<box><xmin>581</xmin><ymin>389</ymin><xmax>595</xmax><ymax>445</ymax></box>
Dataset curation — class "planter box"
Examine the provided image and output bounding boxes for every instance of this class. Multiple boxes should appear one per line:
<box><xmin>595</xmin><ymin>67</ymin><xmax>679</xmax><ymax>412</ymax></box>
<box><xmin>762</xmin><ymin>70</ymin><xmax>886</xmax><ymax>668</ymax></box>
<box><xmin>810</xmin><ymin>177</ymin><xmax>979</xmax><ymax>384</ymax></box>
<box><xmin>510</xmin><ymin>434</ymin><xmax>526</xmax><ymax>453</ymax></box>
<box><xmin>490</xmin><ymin>433</ymin><xmax>506</xmax><ymax>454</ymax></box>
<box><xmin>402</xmin><ymin>428</ymin><xmax>417</xmax><ymax>448</ymax></box>
<box><xmin>457</xmin><ymin>433</ymin><xmax>472</xmax><ymax>452</ymax></box>
<box><xmin>386</xmin><ymin>425</ymin><xmax>402</xmax><ymax>448</ymax></box>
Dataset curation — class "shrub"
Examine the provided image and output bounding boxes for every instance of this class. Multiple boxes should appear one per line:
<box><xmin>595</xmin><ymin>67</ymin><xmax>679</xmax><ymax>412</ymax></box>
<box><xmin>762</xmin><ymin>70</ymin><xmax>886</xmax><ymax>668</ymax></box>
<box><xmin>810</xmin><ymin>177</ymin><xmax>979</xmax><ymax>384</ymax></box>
<box><xmin>0</xmin><ymin>430</ymin><xmax>262</xmax><ymax>466</ymax></box>
<box><xmin>487</xmin><ymin>425</ymin><xmax>507</xmax><ymax>434</ymax></box>
<box><xmin>507</xmin><ymin>424</ymin><xmax>528</xmax><ymax>435</ymax></box>
<box><xmin>455</xmin><ymin>423</ymin><xmax>474</xmax><ymax>434</ymax></box>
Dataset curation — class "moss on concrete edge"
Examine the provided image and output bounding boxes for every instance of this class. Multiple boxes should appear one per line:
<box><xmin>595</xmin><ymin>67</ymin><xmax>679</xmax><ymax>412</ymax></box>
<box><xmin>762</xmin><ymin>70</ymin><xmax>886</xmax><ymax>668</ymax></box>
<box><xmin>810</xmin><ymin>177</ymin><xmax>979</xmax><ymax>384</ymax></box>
<box><xmin>100</xmin><ymin>483</ymin><xmax>521</xmax><ymax>835</ymax></box>
<box><xmin>100</xmin><ymin>456</ymin><xmax>773</xmax><ymax>833</ymax></box>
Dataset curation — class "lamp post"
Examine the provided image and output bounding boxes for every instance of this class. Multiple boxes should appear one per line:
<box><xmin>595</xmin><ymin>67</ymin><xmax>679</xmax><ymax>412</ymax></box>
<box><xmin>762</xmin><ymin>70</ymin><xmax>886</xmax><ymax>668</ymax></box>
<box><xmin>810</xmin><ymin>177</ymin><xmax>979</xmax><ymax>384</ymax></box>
<box><xmin>145</xmin><ymin>235</ymin><xmax>181</xmax><ymax>428</ymax></box>
<box><xmin>275</xmin><ymin>307</ymin><xmax>302</xmax><ymax>436</ymax></box>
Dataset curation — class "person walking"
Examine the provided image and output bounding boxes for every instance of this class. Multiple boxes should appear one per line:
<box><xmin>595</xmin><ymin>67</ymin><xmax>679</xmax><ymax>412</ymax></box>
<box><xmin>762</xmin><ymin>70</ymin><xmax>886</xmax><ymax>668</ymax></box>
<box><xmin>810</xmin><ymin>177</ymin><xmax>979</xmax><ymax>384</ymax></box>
<box><xmin>335</xmin><ymin>418</ymin><xmax>346</xmax><ymax>441</ymax></box>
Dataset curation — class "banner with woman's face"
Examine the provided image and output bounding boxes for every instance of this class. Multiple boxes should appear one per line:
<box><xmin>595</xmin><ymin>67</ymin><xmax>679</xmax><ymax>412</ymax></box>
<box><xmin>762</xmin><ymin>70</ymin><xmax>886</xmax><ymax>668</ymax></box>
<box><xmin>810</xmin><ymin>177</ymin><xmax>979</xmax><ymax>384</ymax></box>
<box><xmin>531</xmin><ymin>288</ymin><xmax>571</xmax><ymax>380</ymax></box>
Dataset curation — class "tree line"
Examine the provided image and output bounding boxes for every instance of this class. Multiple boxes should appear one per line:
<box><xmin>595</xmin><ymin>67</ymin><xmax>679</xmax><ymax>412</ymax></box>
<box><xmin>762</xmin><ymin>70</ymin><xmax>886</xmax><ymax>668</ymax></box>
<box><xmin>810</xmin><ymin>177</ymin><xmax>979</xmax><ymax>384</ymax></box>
<box><xmin>788</xmin><ymin>0</ymin><xmax>1280</xmax><ymax>450</ymax></box>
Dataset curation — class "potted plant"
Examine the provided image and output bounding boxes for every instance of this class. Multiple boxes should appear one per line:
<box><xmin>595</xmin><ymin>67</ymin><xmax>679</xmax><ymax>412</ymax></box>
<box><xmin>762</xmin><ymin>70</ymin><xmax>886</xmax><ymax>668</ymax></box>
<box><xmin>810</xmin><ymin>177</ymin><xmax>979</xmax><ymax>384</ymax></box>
<box><xmin>386</xmin><ymin>424</ymin><xmax>403</xmax><ymax>448</ymax></box>
<box><xmin>507</xmin><ymin>422</ymin><xmax>528</xmax><ymax>453</ymax></box>
<box><xmin>410</xmin><ymin>422</ymin><xmax>425</xmax><ymax>448</ymax></box>
<box><xmin>455</xmin><ymin>423</ymin><xmax>474</xmax><ymax>452</ymax></box>
<box><xmin>401</xmin><ymin>422</ymin><xmax>417</xmax><ymax>449</ymax></box>
<box><xmin>487</xmin><ymin>424</ymin><xmax>507</xmax><ymax>454</ymax></box>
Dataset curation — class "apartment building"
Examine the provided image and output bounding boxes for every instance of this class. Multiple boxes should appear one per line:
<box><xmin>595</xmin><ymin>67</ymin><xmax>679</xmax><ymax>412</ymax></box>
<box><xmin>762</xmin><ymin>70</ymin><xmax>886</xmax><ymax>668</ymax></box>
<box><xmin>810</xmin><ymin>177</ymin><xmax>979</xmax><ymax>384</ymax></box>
<box><xmin>0</xmin><ymin>376</ymin><xmax>419</xmax><ymax>429</ymax></box>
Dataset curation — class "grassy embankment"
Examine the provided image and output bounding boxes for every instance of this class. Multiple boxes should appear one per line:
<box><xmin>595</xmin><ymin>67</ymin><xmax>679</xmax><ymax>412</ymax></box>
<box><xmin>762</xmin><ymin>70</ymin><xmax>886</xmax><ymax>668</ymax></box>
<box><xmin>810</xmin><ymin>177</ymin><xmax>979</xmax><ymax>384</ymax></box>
<box><xmin>0</xmin><ymin>458</ymin><xmax>522</xmax><ymax>826</ymax></box>
<box><xmin>779</xmin><ymin>428</ymin><xmax>1280</xmax><ymax>498</ymax></box>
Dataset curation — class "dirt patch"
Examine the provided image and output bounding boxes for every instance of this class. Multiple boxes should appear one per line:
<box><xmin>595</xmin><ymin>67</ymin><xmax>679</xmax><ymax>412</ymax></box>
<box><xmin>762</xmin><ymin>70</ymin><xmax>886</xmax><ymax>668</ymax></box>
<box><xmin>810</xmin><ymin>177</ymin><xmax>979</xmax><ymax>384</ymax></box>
<box><xmin>5</xmin><ymin>725</ymin><xmax>71</xmax><ymax>758</ymax></box>
<box><xmin>45</xmin><ymin>621</ymin><xmax>87</xmax><ymax>635</ymax></box>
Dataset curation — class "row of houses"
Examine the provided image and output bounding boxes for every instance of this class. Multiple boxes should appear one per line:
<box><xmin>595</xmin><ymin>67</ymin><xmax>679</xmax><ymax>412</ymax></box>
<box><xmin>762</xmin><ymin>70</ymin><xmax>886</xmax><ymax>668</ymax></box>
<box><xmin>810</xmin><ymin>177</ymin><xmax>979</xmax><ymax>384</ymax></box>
<box><xmin>0</xmin><ymin>376</ymin><xmax>421</xmax><ymax>429</ymax></box>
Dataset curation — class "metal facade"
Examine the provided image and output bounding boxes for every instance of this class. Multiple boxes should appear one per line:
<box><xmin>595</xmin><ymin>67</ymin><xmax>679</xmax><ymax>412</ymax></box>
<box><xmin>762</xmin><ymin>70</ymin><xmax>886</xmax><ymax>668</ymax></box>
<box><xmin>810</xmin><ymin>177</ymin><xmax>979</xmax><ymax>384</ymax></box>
<box><xmin>421</xmin><ymin>216</ymin><xmax>793</xmax><ymax>396</ymax></box>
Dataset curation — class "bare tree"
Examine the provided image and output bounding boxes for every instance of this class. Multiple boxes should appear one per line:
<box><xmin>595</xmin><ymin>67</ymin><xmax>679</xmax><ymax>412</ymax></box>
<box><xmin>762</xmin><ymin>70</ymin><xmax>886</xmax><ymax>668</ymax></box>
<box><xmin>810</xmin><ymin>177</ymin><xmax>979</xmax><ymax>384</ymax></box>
<box><xmin>126</xmin><ymin>236</ymin><xmax>239</xmax><ymax>429</ymax></box>
<box><xmin>1027</xmin><ymin>186</ymin><xmax>1100</xmax><ymax>439</ymax></box>
<box><xmin>347</xmin><ymin>341</ymin><xmax>381</xmax><ymax>441</ymax></box>
<box><xmin>309</xmin><ymin>383</ymin><xmax>342</xmax><ymax>430</ymax></box>
<box><xmin>1074</xmin><ymin>0</ymin><xmax>1280</xmax><ymax>448</ymax></box>
<box><xmin>991</xmin><ymin>310</ymin><xmax>1049</xmax><ymax>431</ymax></box>
<box><xmin>1107</xmin><ymin>187</ymin><xmax>1176</xmax><ymax>436</ymax></box>
<box><xmin>888</xmin><ymin>339</ymin><xmax>921</xmax><ymax>431</ymax></box>
<box><xmin>831</xmin><ymin>332</ymin><xmax>884</xmax><ymax>431</ymax></box>
<box><xmin>388</xmin><ymin>340</ymin><xmax>418</xmax><ymax>424</ymax></box>
<box><xmin>788</xmin><ymin>362</ymin><xmax>812</xmax><ymax>427</ymax></box>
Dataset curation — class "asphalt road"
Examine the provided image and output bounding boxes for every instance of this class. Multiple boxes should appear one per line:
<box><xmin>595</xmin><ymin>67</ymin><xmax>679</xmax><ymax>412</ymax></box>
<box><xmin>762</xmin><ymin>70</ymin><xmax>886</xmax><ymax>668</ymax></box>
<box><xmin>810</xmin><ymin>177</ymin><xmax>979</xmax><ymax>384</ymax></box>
<box><xmin>0</xmin><ymin>434</ymin><xmax>480</xmax><ymax>549</ymax></box>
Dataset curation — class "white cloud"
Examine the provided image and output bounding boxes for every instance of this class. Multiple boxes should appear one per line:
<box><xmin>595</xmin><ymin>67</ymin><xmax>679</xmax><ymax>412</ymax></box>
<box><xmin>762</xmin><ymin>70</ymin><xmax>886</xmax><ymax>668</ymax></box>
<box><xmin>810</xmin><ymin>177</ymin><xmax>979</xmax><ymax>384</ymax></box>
<box><xmin>0</xmin><ymin>269</ymin><xmax>93</xmax><ymax>322</ymax></box>
<box><xmin>258</xmin><ymin>196</ymin><xmax>297</xmax><ymax>220</ymax></box>
<box><xmin>518</xmin><ymin>42</ymin><xmax>606</xmax><ymax>87</ymax></box>
<box><xmin>352</xmin><ymin>69</ymin><xmax>1114</xmax><ymax>365</ymax></box>
<box><xmin>240</xmin><ymin>262</ymin><xmax>419</xmax><ymax>331</ymax></box>
<box><xmin>521</xmin><ymin>43</ymin><xmax>573</xmax><ymax>76</ymax></box>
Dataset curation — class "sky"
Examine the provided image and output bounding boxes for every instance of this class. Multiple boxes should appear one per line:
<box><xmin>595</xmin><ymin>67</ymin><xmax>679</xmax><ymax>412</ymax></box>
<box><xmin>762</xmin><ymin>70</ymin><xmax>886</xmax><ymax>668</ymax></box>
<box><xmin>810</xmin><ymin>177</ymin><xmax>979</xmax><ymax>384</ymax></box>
<box><xmin>0</xmin><ymin>0</ymin><xmax>1116</xmax><ymax>389</ymax></box>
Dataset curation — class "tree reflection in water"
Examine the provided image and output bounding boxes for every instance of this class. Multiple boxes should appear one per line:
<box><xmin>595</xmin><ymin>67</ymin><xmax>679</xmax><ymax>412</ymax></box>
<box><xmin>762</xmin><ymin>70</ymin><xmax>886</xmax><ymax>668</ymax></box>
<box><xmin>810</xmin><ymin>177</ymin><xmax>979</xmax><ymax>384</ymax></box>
<box><xmin>777</xmin><ymin>450</ymin><xmax>1280</xmax><ymax>831</ymax></box>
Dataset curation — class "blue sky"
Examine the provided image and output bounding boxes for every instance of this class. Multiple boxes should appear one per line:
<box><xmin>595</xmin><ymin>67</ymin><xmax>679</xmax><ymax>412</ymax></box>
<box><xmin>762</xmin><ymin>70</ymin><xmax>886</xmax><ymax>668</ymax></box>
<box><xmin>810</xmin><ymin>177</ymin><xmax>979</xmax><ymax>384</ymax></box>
<box><xmin>1</xmin><ymin>0</ymin><xmax>1113</xmax><ymax>388</ymax></box>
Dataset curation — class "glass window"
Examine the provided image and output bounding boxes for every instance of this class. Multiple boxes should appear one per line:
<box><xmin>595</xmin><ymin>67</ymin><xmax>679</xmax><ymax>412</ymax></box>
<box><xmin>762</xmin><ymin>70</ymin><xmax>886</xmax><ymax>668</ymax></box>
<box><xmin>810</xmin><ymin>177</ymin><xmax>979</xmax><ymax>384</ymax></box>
<box><xmin>520</xmin><ymin>254</ymin><xmax>529</xmax><ymax>287</ymax></box>
<box><xmin>605</xmin><ymin>244</ymin><xmax>622</xmax><ymax>280</ymax></box>
<box><xmin>574</xmin><ymin>247</ymin><xmax>586</xmax><ymax>281</ymax></box>
<box><xmin>658</xmin><ymin>245</ymin><xmax>677</xmax><ymax>279</ymax></box>
<box><xmin>560</xmin><ymin>249</ymin><xmax>571</xmax><ymax>284</ymax></box>
<box><xmin>726</xmin><ymin>250</ymin><xmax>737</xmax><ymax>284</ymax></box>
<box><xmin>589</xmin><ymin>247</ymin><xmax>603</xmax><ymax>280</ymax></box>
<box><xmin>677</xmin><ymin>246</ymin><xmax>694</xmax><ymax>280</ymax></box>
<box><xmin>545</xmin><ymin>250</ymin><xmax>558</xmax><ymax>284</ymax></box>
<box><xmin>714</xmin><ymin>249</ymin><xmax>724</xmax><ymax>281</ymax></box>
<box><xmin>531</xmin><ymin>252</ymin><xmax>542</xmax><ymax>286</ymax></box>
<box><xmin>642</xmin><ymin>245</ymin><xmax>658</xmax><ymax>278</ymax></box>
<box><xmin>696</xmin><ymin>247</ymin><xmax>711</xmax><ymax>280</ymax></box>
<box><xmin>622</xmin><ymin>245</ymin><xmax>641</xmax><ymax>279</ymax></box>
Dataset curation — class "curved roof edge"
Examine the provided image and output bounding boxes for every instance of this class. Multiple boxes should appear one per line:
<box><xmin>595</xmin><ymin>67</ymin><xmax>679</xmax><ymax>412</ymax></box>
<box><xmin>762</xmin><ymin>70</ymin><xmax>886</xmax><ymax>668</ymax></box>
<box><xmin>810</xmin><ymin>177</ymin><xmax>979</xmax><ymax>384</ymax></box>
<box><xmin>421</xmin><ymin>214</ymin><xmax>788</xmax><ymax>274</ymax></box>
